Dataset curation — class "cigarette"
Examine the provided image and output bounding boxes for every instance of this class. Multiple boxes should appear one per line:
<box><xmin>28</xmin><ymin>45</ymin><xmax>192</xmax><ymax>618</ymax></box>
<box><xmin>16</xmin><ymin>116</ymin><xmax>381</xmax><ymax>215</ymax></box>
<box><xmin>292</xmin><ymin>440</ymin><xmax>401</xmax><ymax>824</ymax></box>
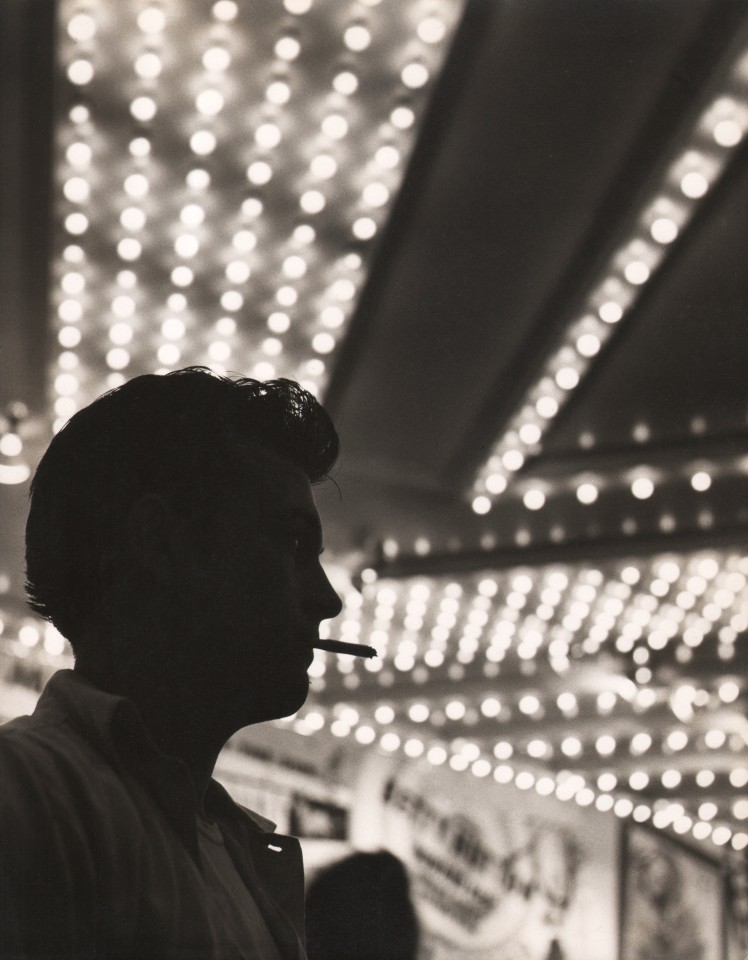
<box><xmin>314</xmin><ymin>640</ymin><xmax>378</xmax><ymax>659</ymax></box>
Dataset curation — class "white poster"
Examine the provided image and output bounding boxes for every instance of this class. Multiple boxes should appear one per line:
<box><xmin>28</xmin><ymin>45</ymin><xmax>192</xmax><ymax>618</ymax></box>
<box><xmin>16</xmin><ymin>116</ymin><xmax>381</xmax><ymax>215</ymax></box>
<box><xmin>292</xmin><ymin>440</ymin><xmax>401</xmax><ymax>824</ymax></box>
<box><xmin>349</xmin><ymin>754</ymin><xmax>618</xmax><ymax>960</ymax></box>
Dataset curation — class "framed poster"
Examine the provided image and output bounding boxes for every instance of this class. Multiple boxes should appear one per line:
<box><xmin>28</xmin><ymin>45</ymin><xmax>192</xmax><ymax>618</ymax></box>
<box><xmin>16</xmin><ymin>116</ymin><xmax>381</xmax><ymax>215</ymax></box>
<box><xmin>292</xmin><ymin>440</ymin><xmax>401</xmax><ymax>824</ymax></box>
<box><xmin>620</xmin><ymin>822</ymin><xmax>725</xmax><ymax>960</ymax></box>
<box><xmin>349</xmin><ymin>754</ymin><xmax>618</xmax><ymax>960</ymax></box>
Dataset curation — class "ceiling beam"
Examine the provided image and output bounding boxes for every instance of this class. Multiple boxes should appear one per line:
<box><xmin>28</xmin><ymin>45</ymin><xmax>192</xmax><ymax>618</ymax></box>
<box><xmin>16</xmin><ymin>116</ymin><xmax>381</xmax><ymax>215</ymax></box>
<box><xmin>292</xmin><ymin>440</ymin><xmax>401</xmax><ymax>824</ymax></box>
<box><xmin>372</xmin><ymin>524</ymin><xmax>748</xmax><ymax>579</ymax></box>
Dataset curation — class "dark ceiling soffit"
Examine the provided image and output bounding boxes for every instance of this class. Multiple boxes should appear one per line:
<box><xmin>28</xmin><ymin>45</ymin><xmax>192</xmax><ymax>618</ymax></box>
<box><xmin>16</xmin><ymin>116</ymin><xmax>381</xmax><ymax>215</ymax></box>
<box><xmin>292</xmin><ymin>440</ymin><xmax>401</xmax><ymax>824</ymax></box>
<box><xmin>445</xmin><ymin>0</ymin><xmax>748</xmax><ymax>490</ymax></box>
<box><xmin>323</xmin><ymin>0</ymin><xmax>494</xmax><ymax>417</ymax></box>
<box><xmin>372</xmin><ymin>523</ymin><xmax>748</xmax><ymax>579</ymax></box>
<box><xmin>520</xmin><ymin>430</ymin><xmax>748</xmax><ymax>481</ymax></box>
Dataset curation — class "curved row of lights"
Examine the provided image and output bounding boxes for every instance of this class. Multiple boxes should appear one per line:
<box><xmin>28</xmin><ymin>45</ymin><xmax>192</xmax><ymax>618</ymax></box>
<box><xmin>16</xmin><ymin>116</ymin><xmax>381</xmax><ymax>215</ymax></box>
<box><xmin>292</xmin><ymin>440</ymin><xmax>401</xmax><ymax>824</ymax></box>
<box><xmin>470</xmin><ymin>46</ymin><xmax>748</xmax><ymax>512</ymax></box>
<box><xmin>277</xmin><ymin>700</ymin><xmax>748</xmax><ymax>854</ymax></box>
<box><xmin>52</xmin><ymin>0</ymin><xmax>463</xmax><ymax>423</ymax></box>
<box><xmin>486</xmin><ymin>454</ymin><xmax>747</xmax><ymax>515</ymax></box>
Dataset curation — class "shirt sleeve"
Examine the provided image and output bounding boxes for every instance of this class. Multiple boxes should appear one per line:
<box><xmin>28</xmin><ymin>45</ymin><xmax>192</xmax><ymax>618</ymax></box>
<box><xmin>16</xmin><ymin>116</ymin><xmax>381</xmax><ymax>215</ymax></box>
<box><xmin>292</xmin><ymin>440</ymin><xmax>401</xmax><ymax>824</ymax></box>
<box><xmin>0</xmin><ymin>732</ymin><xmax>96</xmax><ymax>959</ymax></box>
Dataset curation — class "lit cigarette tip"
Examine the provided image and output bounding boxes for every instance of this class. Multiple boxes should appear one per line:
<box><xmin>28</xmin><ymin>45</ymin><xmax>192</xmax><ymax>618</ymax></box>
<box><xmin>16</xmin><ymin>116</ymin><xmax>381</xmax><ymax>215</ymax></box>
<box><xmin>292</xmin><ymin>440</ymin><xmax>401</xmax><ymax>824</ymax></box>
<box><xmin>314</xmin><ymin>640</ymin><xmax>378</xmax><ymax>659</ymax></box>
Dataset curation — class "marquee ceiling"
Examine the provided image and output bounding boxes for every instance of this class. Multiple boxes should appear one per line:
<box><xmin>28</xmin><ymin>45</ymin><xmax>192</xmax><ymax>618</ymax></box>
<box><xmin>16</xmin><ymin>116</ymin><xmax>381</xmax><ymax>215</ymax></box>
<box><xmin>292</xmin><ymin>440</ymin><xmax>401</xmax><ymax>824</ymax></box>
<box><xmin>1</xmin><ymin>0</ymin><xmax>748</xmax><ymax>855</ymax></box>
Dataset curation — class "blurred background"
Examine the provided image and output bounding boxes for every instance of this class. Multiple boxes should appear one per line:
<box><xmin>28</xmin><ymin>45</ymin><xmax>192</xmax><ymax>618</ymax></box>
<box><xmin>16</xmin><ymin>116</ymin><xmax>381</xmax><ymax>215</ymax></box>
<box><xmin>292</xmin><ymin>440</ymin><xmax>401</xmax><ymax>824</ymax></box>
<box><xmin>1</xmin><ymin>1</ymin><xmax>748</xmax><ymax>956</ymax></box>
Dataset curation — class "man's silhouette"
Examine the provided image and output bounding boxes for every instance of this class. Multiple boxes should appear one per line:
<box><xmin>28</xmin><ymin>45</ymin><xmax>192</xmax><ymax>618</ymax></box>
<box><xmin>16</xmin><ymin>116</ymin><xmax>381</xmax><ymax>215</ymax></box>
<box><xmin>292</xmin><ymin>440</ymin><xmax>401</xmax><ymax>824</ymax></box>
<box><xmin>0</xmin><ymin>367</ymin><xmax>342</xmax><ymax>959</ymax></box>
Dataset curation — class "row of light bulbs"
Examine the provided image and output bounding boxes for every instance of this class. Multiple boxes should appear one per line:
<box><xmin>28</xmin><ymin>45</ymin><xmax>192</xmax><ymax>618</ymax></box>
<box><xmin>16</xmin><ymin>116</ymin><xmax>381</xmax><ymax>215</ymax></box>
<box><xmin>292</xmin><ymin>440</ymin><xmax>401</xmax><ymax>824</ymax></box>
<box><xmin>52</xmin><ymin>0</ymin><xmax>461</xmax><ymax>421</ymax></box>
<box><xmin>471</xmin><ymin>49</ymin><xmax>748</xmax><ymax>511</ymax></box>
<box><xmin>278</xmin><ymin>700</ymin><xmax>748</xmax><ymax>853</ymax></box>
<box><xmin>471</xmin><ymin>456</ymin><xmax>744</xmax><ymax>518</ymax></box>
<box><xmin>311</xmin><ymin>553</ymin><xmax>747</xmax><ymax>695</ymax></box>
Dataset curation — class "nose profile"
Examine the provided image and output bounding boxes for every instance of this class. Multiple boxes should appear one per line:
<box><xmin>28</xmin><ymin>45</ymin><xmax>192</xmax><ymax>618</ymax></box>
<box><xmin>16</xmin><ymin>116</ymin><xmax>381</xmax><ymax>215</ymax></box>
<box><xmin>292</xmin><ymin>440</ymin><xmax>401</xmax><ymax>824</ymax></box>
<box><xmin>306</xmin><ymin>559</ymin><xmax>343</xmax><ymax>623</ymax></box>
<box><xmin>320</xmin><ymin>566</ymin><xmax>343</xmax><ymax>621</ymax></box>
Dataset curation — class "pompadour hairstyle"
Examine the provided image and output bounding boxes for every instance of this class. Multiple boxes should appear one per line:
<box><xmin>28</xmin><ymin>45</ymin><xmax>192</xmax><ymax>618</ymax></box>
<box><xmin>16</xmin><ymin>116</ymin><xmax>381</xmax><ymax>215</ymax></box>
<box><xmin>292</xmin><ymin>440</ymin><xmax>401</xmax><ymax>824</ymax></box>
<box><xmin>25</xmin><ymin>367</ymin><xmax>339</xmax><ymax>641</ymax></box>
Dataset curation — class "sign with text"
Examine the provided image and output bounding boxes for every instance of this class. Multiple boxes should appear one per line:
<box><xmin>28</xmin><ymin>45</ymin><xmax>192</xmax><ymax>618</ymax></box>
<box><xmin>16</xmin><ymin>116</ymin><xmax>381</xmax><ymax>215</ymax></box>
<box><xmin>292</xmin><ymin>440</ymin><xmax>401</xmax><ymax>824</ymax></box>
<box><xmin>350</xmin><ymin>755</ymin><xmax>618</xmax><ymax>960</ymax></box>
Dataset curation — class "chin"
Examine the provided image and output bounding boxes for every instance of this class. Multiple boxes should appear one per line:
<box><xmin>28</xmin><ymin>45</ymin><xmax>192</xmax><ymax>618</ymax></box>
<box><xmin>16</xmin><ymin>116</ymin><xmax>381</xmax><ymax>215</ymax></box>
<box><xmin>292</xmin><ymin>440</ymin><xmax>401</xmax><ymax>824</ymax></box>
<box><xmin>244</xmin><ymin>674</ymin><xmax>311</xmax><ymax>726</ymax></box>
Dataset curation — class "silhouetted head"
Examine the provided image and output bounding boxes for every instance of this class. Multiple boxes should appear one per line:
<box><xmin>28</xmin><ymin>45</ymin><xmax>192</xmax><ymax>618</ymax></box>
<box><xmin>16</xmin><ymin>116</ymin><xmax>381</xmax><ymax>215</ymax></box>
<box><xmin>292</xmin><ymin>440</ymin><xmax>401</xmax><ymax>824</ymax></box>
<box><xmin>25</xmin><ymin>367</ymin><xmax>342</xmax><ymax>723</ymax></box>
<box><xmin>305</xmin><ymin>850</ymin><xmax>420</xmax><ymax>960</ymax></box>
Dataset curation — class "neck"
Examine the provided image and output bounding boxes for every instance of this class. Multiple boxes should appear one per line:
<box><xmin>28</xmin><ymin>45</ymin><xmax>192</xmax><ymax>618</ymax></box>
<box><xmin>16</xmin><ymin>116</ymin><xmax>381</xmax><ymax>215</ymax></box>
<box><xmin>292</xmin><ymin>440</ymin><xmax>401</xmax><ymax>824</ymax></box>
<box><xmin>74</xmin><ymin>633</ymin><xmax>231</xmax><ymax>807</ymax></box>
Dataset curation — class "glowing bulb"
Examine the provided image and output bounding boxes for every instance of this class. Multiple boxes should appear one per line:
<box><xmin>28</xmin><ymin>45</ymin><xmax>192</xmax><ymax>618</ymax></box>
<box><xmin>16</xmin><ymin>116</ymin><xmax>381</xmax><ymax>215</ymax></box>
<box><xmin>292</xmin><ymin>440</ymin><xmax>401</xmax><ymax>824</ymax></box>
<box><xmin>312</xmin><ymin>333</ymin><xmax>335</xmax><ymax>354</ymax></box>
<box><xmin>171</xmin><ymin>266</ymin><xmax>193</xmax><ymax>287</ymax></box>
<box><xmin>106</xmin><ymin>348</ymin><xmax>130</xmax><ymax>370</ymax></box>
<box><xmin>255</xmin><ymin>123</ymin><xmax>282</xmax><ymax>148</ymax></box>
<box><xmin>203</xmin><ymin>47</ymin><xmax>231</xmax><ymax>72</ymax></box>
<box><xmin>212</xmin><ymin>1</ymin><xmax>238</xmax><ymax>22</ymax></box>
<box><xmin>401</xmin><ymin>62</ymin><xmax>429</xmax><ymax>89</ymax></box>
<box><xmin>713</xmin><ymin>119</ymin><xmax>742</xmax><ymax>147</ymax></box>
<box><xmin>344</xmin><ymin>25</ymin><xmax>371</xmax><ymax>51</ymax></box>
<box><xmin>66</xmin><ymin>142</ymin><xmax>92</xmax><ymax>167</ymax></box>
<box><xmin>63</xmin><ymin>177</ymin><xmax>89</xmax><ymax>203</ymax></box>
<box><xmin>174</xmin><ymin>235</ymin><xmax>200</xmax><ymax>258</ymax></box>
<box><xmin>223</xmin><ymin>260</ymin><xmax>248</xmax><ymax>284</ymax></box>
<box><xmin>130</xmin><ymin>96</ymin><xmax>157</xmax><ymax>122</ymax></box>
<box><xmin>67</xmin><ymin>12</ymin><xmax>96</xmax><ymax>40</ymax></box>
<box><xmin>576</xmin><ymin>482</ymin><xmax>598</xmax><ymax>504</ymax></box>
<box><xmin>680</xmin><ymin>171</ymin><xmax>708</xmax><ymax>198</ymax></box>
<box><xmin>196</xmin><ymin>90</ymin><xmax>224</xmax><ymax>116</ymax></box>
<box><xmin>268</xmin><ymin>312</ymin><xmax>290</xmax><ymax>334</ymax></box>
<box><xmin>624</xmin><ymin>261</ymin><xmax>650</xmax><ymax>285</ymax></box>
<box><xmin>111</xmin><ymin>295</ymin><xmax>135</xmax><ymax>317</ymax></box>
<box><xmin>523</xmin><ymin>489</ymin><xmax>545</xmax><ymax>510</ymax></box>
<box><xmin>650</xmin><ymin>217</ymin><xmax>678</xmax><ymax>244</ymax></box>
<box><xmin>266</xmin><ymin>80</ymin><xmax>291</xmax><ymax>104</ymax></box>
<box><xmin>518</xmin><ymin>422</ymin><xmax>541</xmax><ymax>445</ymax></box>
<box><xmin>157</xmin><ymin>344</ymin><xmax>180</xmax><ymax>366</ymax></box>
<box><xmin>283</xmin><ymin>255</ymin><xmax>306</xmax><ymax>279</ymax></box>
<box><xmin>190</xmin><ymin>131</ymin><xmax>216</xmax><ymax>156</ymax></box>
<box><xmin>186</xmin><ymin>169</ymin><xmax>211</xmax><ymax>190</ymax></box>
<box><xmin>247</xmin><ymin>161</ymin><xmax>272</xmax><ymax>185</ymax></box>
<box><xmin>124</xmin><ymin>174</ymin><xmax>149</xmax><ymax>198</ymax></box>
<box><xmin>353</xmin><ymin>218</ymin><xmax>377</xmax><ymax>240</ymax></box>
<box><xmin>300</xmin><ymin>190</ymin><xmax>325</xmax><ymax>214</ymax></box>
<box><xmin>391</xmin><ymin>106</ymin><xmax>415</xmax><ymax>129</ymax></box>
<box><xmin>161</xmin><ymin>318</ymin><xmax>186</xmax><ymax>340</ymax></box>
<box><xmin>67</xmin><ymin>60</ymin><xmax>94</xmax><ymax>85</ymax></box>
<box><xmin>691</xmin><ymin>471</ymin><xmax>711</xmax><ymax>491</ymax></box>
<box><xmin>321</xmin><ymin>114</ymin><xmax>348</xmax><ymax>140</ymax></box>
<box><xmin>138</xmin><ymin>6</ymin><xmax>167</xmax><ymax>32</ymax></box>
<box><xmin>555</xmin><ymin>366</ymin><xmax>579</xmax><ymax>390</ymax></box>
<box><xmin>208</xmin><ymin>341</ymin><xmax>231</xmax><ymax>362</ymax></box>
<box><xmin>561</xmin><ymin>737</ymin><xmax>582</xmax><ymax>757</ymax></box>
<box><xmin>275</xmin><ymin>36</ymin><xmax>301</xmax><ymax>61</ymax></box>
<box><xmin>472</xmin><ymin>495</ymin><xmax>491</xmax><ymax>515</ymax></box>
<box><xmin>536</xmin><ymin>396</ymin><xmax>558</xmax><ymax>419</ymax></box>
<box><xmin>221</xmin><ymin>291</ymin><xmax>243</xmax><ymax>311</ymax></box>
<box><xmin>362</xmin><ymin>182</ymin><xmax>389</xmax><ymax>208</ymax></box>
<box><xmin>120</xmin><ymin>207</ymin><xmax>146</xmax><ymax>231</ymax></box>
<box><xmin>631</xmin><ymin>477</ymin><xmax>654</xmax><ymax>500</ymax></box>
<box><xmin>135</xmin><ymin>52</ymin><xmax>162</xmax><ymax>79</ymax></box>
<box><xmin>333</xmin><ymin>71</ymin><xmax>358</xmax><ymax>95</ymax></box>
<box><xmin>576</xmin><ymin>333</ymin><xmax>600</xmax><ymax>357</ymax></box>
<box><xmin>117</xmin><ymin>238</ymin><xmax>141</xmax><ymax>261</ymax></box>
<box><xmin>418</xmin><ymin>16</ymin><xmax>446</xmax><ymax>43</ymax></box>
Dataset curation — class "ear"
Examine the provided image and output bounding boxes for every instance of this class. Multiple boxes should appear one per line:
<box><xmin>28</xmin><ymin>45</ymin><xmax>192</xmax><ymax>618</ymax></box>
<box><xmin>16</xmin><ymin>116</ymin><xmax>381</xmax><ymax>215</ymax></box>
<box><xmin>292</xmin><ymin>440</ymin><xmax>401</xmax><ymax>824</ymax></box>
<box><xmin>125</xmin><ymin>494</ymin><xmax>188</xmax><ymax>585</ymax></box>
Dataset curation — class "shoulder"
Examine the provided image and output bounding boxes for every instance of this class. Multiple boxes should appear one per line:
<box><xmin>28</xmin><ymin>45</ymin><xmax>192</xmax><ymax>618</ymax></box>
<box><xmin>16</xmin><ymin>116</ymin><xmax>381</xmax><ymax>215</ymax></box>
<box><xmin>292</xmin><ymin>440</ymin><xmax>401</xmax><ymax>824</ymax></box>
<box><xmin>0</xmin><ymin>710</ymin><xmax>112</xmax><ymax>826</ymax></box>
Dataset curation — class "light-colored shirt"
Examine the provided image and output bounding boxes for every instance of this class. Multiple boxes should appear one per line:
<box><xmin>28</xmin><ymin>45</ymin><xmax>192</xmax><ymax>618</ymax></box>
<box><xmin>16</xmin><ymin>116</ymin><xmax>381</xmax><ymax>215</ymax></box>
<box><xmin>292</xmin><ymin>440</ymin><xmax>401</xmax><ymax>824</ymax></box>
<box><xmin>0</xmin><ymin>669</ymin><xmax>307</xmax><ymax>959</ymax></box>
<box><xmin>197</xmin><ymin>816</ymin><xmax>283</xmax><ymax>960</ymax></box>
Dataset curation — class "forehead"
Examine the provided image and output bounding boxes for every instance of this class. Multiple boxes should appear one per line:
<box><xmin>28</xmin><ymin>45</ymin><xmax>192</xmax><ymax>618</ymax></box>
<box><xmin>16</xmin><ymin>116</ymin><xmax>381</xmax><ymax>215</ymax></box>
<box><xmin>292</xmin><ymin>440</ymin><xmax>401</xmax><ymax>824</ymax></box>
<box><xmin>221</xmin><ymin>438</ymin><xmax>317</xmax><ymax>517</ymax></box>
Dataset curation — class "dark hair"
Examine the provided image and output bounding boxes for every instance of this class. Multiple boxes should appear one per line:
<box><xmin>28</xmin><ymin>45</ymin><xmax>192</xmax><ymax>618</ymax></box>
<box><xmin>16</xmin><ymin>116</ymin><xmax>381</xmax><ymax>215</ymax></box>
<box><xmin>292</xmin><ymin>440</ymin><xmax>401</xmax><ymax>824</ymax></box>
<box><xmin>25</xmin><ymin>367</ymin><xmax>339</xmax><ymax>642</ymax></box>
<box><xmin>305</xmin><ymin>851</ymin><xmax>420</xmax><ymax>960</ymax></box>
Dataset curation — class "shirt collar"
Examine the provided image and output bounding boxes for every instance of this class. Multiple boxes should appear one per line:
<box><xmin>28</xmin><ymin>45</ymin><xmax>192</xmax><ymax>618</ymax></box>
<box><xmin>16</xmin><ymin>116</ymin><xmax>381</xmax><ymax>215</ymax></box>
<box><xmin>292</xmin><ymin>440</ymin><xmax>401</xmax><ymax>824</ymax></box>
<box><xmin>35</xmin><ymin>669</ymin><xmax>276</xmax><ymax>853</ymax></box>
